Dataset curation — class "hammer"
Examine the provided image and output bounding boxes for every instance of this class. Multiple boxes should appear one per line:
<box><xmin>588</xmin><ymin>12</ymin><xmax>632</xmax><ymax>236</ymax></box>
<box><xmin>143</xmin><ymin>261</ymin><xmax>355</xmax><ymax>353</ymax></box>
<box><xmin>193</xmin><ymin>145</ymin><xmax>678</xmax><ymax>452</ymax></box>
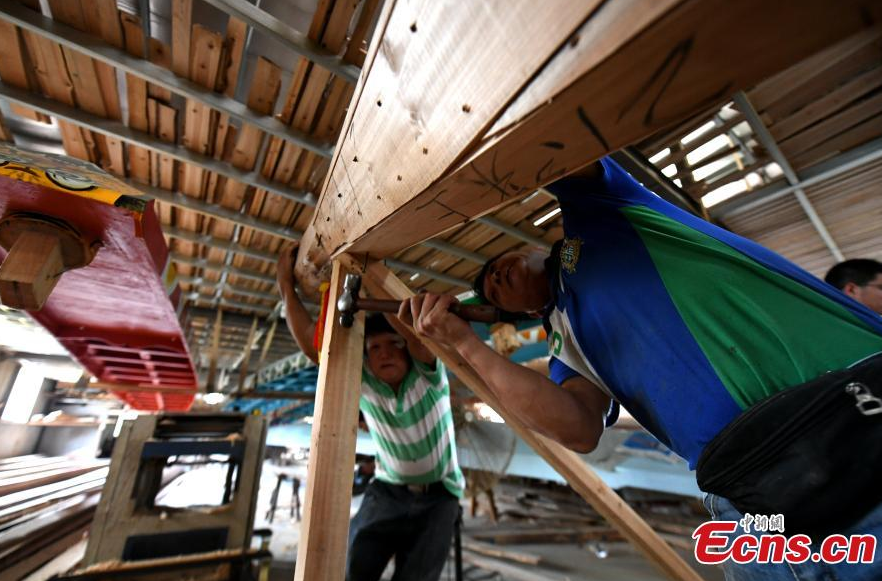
<box><xmin>336</xmin><ymin>273</ymin><xmax>517</xmax><ymax>327</ymax></box>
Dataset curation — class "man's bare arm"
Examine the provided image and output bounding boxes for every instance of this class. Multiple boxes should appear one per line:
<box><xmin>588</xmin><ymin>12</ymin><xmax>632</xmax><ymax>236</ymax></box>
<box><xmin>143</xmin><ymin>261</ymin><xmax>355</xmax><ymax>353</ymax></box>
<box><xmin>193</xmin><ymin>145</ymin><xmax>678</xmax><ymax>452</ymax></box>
<box><xmin>276</xmin><ymin>243</ymin><xmax>319</xmax><ymax>364</ymax></box>
<box><xmin>405</xmin><ymin>294</ymin><xmax>608</xmax><ymax>452</ymax></box>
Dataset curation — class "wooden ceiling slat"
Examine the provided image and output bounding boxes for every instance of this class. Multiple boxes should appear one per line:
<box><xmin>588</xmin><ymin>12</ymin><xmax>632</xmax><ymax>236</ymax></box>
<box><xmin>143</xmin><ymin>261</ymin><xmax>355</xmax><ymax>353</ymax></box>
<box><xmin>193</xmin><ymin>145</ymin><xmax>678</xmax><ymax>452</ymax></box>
<box><xmin>769</xmin><ymin>65</ymin><xmax>882</xmax><ymax>142</ymax></box>
<box><xmin>779</xmin><ymin>90</ymin><xmax>882</xmax><ymax>160</ymax></box>
<box><xmin>790</xmin><ymin>111</ymin><xmax>882</xmax><ymax>170</ymax></box>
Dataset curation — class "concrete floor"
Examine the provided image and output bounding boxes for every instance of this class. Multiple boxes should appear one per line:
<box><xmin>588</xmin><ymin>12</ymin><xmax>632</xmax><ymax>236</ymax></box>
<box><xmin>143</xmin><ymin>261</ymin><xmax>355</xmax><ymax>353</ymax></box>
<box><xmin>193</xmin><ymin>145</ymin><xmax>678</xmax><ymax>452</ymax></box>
<box><xmin>253</xmin><ymin>463</ymin><xmax>726</xmax><ymax>581</ymax></box>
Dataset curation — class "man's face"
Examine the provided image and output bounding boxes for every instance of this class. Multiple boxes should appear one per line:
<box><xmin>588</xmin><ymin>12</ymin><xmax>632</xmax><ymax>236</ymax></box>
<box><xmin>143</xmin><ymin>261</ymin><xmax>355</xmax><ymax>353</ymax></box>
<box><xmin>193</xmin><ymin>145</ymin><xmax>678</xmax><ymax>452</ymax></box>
<box><xmin>846</xmin><ymin>274</ymin><xmax>882</xmax><ymax>315</ymax></box>
<box><xmin>482</xmin><ymin>248</ymin><xmax>551</xmax><ymax>314</ymax></box>
<box><xmin>365</xmin><ymin>332</ymin><xmax>410</xmax><ymax>387</ymax></box>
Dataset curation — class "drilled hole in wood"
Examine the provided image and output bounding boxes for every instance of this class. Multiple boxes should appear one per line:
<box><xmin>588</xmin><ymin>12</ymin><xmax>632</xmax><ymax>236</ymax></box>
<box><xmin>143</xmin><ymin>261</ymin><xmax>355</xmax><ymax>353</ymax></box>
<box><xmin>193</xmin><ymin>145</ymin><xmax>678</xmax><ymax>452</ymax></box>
<box><xmin>410</xmin><ymin>22</ymin><xmax>417</xmax><ymax>33</ymax></box>
<box><xmin>422</xmin><ymin>148</ymin><xmax>428</xmax><ymax>155</ymax></box>
<box><xmin>462</xmin><ymin>104</ymin><xmax>471</xmax><ymax>113</ymax></box>
<box><xmin>352</xmin><ymin>156</ymin><xmax>358</xmax><ymax>162</ymax></box>
<box><xmin>326</xmin><ymin>217</ymin><xmax>330</xmax><ymax>221</ymax></box>
<box><xmin>377</xmin><ymin>100</ymin><xmax>382</xmax><ymax>107</ymax></box>
<box><xmin>396</xmin><ymin>175</ymin><xmax>402</xmax><ymax>181</ymax></box>
<box><xmin>337</xmin><ymin>193</ymin><xmax>342</xmax><ymax>198</ymax></box>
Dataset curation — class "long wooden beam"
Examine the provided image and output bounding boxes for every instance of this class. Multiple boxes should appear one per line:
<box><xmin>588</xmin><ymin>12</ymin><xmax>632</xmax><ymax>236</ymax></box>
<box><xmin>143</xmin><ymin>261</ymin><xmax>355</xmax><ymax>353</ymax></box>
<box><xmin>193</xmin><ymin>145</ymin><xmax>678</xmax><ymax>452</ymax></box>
<box><xmin>294</xmin><ymin>259</ymin><xmax>365</xmax><ymax>581</ymax></box>
<box><xmin>309</xmin><ymin>0</ymin><xmax>882</xmax><ymax>259</ymax></box>
<box><xmin>351</xmin><ymin>258</ymin><xmax>703</xmax><ymax>581</ymax></box>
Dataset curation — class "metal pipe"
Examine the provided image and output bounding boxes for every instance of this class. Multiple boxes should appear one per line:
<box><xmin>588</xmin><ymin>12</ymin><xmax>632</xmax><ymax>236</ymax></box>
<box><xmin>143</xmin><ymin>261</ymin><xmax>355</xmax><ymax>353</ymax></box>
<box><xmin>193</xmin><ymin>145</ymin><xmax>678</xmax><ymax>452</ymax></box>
<box><xmin>384</xmin><ymin>259</ymin><xmax>471</xmax><ymax>289</ymax></box>
<box><xmin>0</xmin><ymin>3</ymin><xmax>333</xmax><ymax>158</ymax></box>
<box><xmin>732</xmin><ymin>92</ymin><xmax>844</xmax><ymax>262</ymax></box>
<box><xmin>713</xmin><ymin>136</ymin><xmax>882</xmax><ymax>218</ymax></box>
<box><xmin>476</xmin><ymin>216</ymin><xmax>551</xmax><ymax>250</ymax></box>
<box><xmin>169</xmin><ymin>229</ymin><xmax>475</xmax><ymax>289</ymax></box>
<box><xmin>171</xmin><ymin>253</ymin><xmax>275</xmax><ymax>284</ymax></box>
<box><xmin>177</xmin><ymin>276</ymin><xmax>278</xmax><ymax>301</ymax></box>
<box><xmin>0</xmin><ymin>82</ymin><xmax>316</xmax><ymax>206</ymax></box>
<box><xmin>421</xmin><ymin>240</ymin><xmax>486</xmax><ymax>264</ymax></box>
<box><xmin>165</xmin><ymin>227</ymin><xmax>277</xmax><ymax>261</ymax></box>
<box><xmin>135</xmin><ymin>181</ymin><xmax>301</xmax><ymax>241</ymax></box>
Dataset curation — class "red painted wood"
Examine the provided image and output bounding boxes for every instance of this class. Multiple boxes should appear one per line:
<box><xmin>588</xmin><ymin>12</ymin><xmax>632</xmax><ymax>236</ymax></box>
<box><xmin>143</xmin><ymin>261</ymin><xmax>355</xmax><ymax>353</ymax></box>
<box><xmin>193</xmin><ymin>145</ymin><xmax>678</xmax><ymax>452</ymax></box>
<box><xmin>0</xmin><ymin>176</ymin><xmax>196</xmax><ymax>410</ymax></box>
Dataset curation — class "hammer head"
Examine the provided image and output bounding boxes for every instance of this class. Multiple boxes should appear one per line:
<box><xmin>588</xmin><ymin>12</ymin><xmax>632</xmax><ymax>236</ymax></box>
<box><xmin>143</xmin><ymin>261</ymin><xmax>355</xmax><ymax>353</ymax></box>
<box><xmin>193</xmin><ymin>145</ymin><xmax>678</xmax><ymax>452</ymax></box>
<box><xmin>336</xmin><ymin>273</ymin><xmax>362</xmax><ymax>328</ymax></box>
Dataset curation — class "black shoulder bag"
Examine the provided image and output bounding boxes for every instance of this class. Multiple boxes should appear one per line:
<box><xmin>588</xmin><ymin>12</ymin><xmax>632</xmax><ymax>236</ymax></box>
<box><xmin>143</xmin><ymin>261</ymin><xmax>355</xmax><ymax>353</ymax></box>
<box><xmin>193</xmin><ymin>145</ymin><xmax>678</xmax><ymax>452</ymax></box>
<box><xmin>696</xmin><ymin>353</ymin><xmax>882</xmax><ymax>537</ymax></box>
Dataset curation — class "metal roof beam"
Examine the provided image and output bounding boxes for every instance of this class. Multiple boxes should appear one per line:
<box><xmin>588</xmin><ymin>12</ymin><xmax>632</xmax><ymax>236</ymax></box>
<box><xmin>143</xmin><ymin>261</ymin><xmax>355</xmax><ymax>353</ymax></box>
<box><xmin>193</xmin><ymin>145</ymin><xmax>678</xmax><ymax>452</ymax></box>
<box><xmin>712</xmin><ymin>136</ymin><xmax>882</xmax><ymax>218</ymax></box>
<box><xmin>168</xmin><ymin>229</ymin><xmax>470</xmax><ymax>289</ymax></box>
<box><xmin>171</xmin><ymin>253</ymin><xmax>275</xmax><ymax>284</ymax></box>
<box><xmin>200</xmin><ymin>0</ymin><xmax>360</xmax><ymax>84</ymax></box>
<box><xmin>476</xmin><ymin>217</ymin><xmax>551</xmax><ymax>250</ymax></box>
<box><xmin>383</xmin><ymin>259</ymin><xmax>471</xmax><ymax>289</ymax></box>
<box><xmin>0</xmin><ymin>82</ymin><xmax>317</xmax><ymax>206</ymax></box>
<box><xmin>135</xmin><ymin>181</ymin><xmax>301</xmax><ymax>240</ymax></box>
<box><xmin>732</xmin><ymin>92</ymin><xmax>844</xmax><ymax>262</ymax></box>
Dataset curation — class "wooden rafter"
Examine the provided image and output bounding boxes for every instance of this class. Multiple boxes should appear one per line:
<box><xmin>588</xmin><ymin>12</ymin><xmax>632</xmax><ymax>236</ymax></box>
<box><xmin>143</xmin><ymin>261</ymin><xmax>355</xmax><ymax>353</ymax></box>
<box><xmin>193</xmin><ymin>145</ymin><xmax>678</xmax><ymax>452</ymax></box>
<box><xmin>305</xmin><ymin>0</ymin><xmax>882</xmax><ymax>261</ymax></box>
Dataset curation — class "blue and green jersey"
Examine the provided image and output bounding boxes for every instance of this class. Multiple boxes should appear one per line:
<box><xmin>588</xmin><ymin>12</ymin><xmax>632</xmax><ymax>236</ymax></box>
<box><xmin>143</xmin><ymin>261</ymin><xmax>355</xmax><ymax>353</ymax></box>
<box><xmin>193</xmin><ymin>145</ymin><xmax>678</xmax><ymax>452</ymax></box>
<box><xmin>546</xmin><ymin>158</ymin><xmax>882</xmax><ymax>467</ymax></box>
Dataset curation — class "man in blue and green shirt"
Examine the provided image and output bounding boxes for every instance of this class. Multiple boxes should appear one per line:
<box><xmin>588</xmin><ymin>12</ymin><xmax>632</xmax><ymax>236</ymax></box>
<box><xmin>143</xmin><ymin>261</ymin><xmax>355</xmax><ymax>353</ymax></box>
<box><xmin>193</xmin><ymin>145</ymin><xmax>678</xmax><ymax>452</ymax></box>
<box><xmin>278</xmin><ymin>248</ymin><xmax>463</xmax><ymax>581</ymax></box>
<box><xmin>405</xmin><ymin>157</ymin><xmax>882</xmax><ymax>580</ymax></box>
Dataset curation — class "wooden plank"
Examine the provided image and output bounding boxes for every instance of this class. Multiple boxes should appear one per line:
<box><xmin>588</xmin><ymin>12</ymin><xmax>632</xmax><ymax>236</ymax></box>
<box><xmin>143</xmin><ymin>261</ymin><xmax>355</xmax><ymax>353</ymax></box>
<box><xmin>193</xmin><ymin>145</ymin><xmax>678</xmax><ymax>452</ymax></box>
<box><xmin>21</xmin><ymin>30</ymin><xmax>75</xmax><ymax>104</ymax></box>
<box><xmin>0</xmin><ymin>466</ymin><xmax>103</xmax><ymax>497</ymax></box>
<box><xmin>470</xmin><ymin>527</ymin><xmax>622</xmax><ymax>545</ymax></box>
<box><xmin>221</xmin><ymin>17</ymin><xmax>248</xmax><ymax>98</ymax></box>
<box><xmin>779</xmin><ymin>90</ymin><xmax>882</xmax><ymax>159</ymax></box>
<box><xmin>293</xmin><ymin>259</ymin><xmax>365</xmax><ymax>581</ymax></box>
<box><xmin>770</xmin><ymin>66</ymin><xmax>882</xmax><ymax>142</ymax></box>
<box><xmin>0</xmin><ymin>21</ymin><xmax>33</xmax><ymax>89</ymax></box>
<box><xmin>749</xmin><ymin>24</ymin><xmax>882</xmax><ymax>113</ymax></box>
<box><xmin>790</xmin><ymin>111</ymin><xmax>882</xmax><ymax>170</ymax></box>
<box><xmin>309</xmin><ymin>0</ymin><xmax>882</xmax><ymax>260</ymax></box>
<box><xmin>0</xmin><ymin>230</ymin><xmax>65</xmax><ymax>310</ymax></box>
<box><xmin>343</xmin><ymin>0</ymin><xmax>380</xmax><ymax>66</ymax></box>
<box><xmin>147</xmin><ymin>39</ymin><xmax>174</xmax><ymax>103</ymax></box>
<box><xmin>120</xmin><ymin>14</ymin><xmax>148</xmax><ymax>131</ymax></box>
<box><xmin>230</xmin><ymin>57</ymin><xmax>282</xmax><ymax>170</ymax></box>
<box><xmin>462</xmin><ymin>540</ymin><xmax>543</xmax><ymax>566</ymax></box>
<box><xmin>85</xmin><ymin>0</ymin><xmax>124</xmax><ymax>49</ymax></box>
<box><xmin>205</xmin><ymin>307</ymin><xmax>224</xmax><ymax>391</ymax></box>
<box><xmin>354</xmin><ymin>259</ymin><xmax>703</xmax><ymax>581</ymax></box>
<box><xmin>236</xmin><ymin>316</ymin><xmax>259</xmax><ymax>393</ymax></box>
<box><xmin>171</xmin><ymin>0</ymin><xmax>193</xmax><ymax>78</ymax></box>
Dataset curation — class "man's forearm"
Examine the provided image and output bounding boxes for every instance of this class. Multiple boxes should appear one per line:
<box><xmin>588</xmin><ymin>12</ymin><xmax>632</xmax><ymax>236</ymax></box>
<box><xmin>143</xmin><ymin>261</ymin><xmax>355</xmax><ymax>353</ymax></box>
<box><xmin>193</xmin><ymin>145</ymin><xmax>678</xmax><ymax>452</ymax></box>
<box><xmin>452</xmin><ymin>334</ymin><xmax>602</xmax><ymax>452</ymax></box>
<box><xmin>279</xmin><ymin>281</ymin><xmax>318</xmax><ymax>363</ymax></box>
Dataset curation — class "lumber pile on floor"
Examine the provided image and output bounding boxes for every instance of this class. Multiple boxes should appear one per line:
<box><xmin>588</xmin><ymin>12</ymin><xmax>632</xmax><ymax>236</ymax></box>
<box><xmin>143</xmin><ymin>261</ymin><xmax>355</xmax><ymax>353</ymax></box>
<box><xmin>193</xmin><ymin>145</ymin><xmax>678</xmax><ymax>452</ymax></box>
<box><xmin>460</xmin><ymin>479</ymin><xmax>707</xmax><ymax>579</ymax></box>
<box><xmin>0</xmin><ymin>455</ymin><xmax>108</xmax><ymax>579</ymax></box>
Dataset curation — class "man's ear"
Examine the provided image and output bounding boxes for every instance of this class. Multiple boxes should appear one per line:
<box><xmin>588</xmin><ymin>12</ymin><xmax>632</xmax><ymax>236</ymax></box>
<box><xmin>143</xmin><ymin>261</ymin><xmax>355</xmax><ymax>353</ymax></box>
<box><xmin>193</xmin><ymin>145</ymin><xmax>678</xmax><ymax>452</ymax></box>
<box><xmin>843</xmin><ymin>281</ymin><xmax>862</xmax><ymax>300</ymax></box>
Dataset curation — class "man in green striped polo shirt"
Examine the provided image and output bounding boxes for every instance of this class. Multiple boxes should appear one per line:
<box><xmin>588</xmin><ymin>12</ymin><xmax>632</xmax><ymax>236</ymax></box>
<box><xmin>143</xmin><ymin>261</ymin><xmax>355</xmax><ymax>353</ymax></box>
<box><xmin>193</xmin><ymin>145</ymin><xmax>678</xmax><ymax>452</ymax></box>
<box><xmin>277</xmin><ymin>244</ymin><xmax>464</xmax><ymax>581</ymax></box>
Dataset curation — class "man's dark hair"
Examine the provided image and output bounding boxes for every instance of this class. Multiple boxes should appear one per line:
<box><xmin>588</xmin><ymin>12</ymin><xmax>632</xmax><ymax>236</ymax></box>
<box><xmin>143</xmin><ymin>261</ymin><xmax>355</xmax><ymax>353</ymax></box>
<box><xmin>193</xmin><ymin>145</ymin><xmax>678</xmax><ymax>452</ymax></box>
<box><xmin>824</xmin><ymin>259</ymin><xmax>882</xmax><ymax>290</ymax></box>
<box><xmin>472</xmin><ymin>250</ymin><xmax>510</xmax><ymax>304</ymax></box>
<box><xmin>364</xmin><ymin>313</ymin><xmax>398</xmax><ymax>339</ymax></box>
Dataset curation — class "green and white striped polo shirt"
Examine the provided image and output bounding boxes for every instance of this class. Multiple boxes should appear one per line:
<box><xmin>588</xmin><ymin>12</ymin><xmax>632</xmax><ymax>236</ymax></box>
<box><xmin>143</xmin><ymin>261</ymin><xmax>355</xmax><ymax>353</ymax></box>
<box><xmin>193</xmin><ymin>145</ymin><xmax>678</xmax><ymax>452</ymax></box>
<box><xmin>360</xmin><ymin>358</ymin><xmax>465</xmax><ymax>498</ymax></box>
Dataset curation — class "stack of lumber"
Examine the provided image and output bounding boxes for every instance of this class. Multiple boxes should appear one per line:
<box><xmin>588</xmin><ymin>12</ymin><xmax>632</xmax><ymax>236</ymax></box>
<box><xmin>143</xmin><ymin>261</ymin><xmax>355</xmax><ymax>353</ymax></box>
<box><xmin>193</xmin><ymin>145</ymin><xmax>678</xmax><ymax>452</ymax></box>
<box><xmin>459</xmin><ymin>480</ymin><xmax>706</xmax><ymax>579</ymax></box>
<box><xmin>0</xmin><ymin>455</ymin><xmax>108</xmax><ymax>579</ymax></box>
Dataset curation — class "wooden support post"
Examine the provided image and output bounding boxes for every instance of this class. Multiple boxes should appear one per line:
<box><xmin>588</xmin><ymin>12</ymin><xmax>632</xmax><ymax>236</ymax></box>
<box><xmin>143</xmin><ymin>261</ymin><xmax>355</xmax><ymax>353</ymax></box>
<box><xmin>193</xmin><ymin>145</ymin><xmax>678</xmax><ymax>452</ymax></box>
<box><xmin>0</xmin><ymin>230</ymin><xmax>63</xmax><ymax>310</ymax></box>
<box><xmin>258</xmin><ymin>318</ymin><xmax>278</xmax><ymax>365</ymax></box>
<box><xmin>294</xmin><ymin>258</ymin><xmax>364</xmax><ymax>581</ymax></box>
<box><xmin>206</xmin><ymin>307</ymin><xmax>223</xmax><ymax>391</ymax></box>
<box><xmin>237</xmin><ymin>316</ymin><xmax>259</xmax><ymax>394</ymax></box>
<box><xmin>352</xmin><ymin>258</ymin><xmax>702</xmax><ymax>581</ymax></box>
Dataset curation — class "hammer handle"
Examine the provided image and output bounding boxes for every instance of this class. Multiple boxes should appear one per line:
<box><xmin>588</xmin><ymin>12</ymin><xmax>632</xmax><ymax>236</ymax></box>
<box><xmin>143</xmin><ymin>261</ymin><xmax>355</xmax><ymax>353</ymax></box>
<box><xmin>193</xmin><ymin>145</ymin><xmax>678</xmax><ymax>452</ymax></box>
<box><xmin>355</xmin><ymin>298</ymin><xmax>507</xmax><ymax>324</ymax></box>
